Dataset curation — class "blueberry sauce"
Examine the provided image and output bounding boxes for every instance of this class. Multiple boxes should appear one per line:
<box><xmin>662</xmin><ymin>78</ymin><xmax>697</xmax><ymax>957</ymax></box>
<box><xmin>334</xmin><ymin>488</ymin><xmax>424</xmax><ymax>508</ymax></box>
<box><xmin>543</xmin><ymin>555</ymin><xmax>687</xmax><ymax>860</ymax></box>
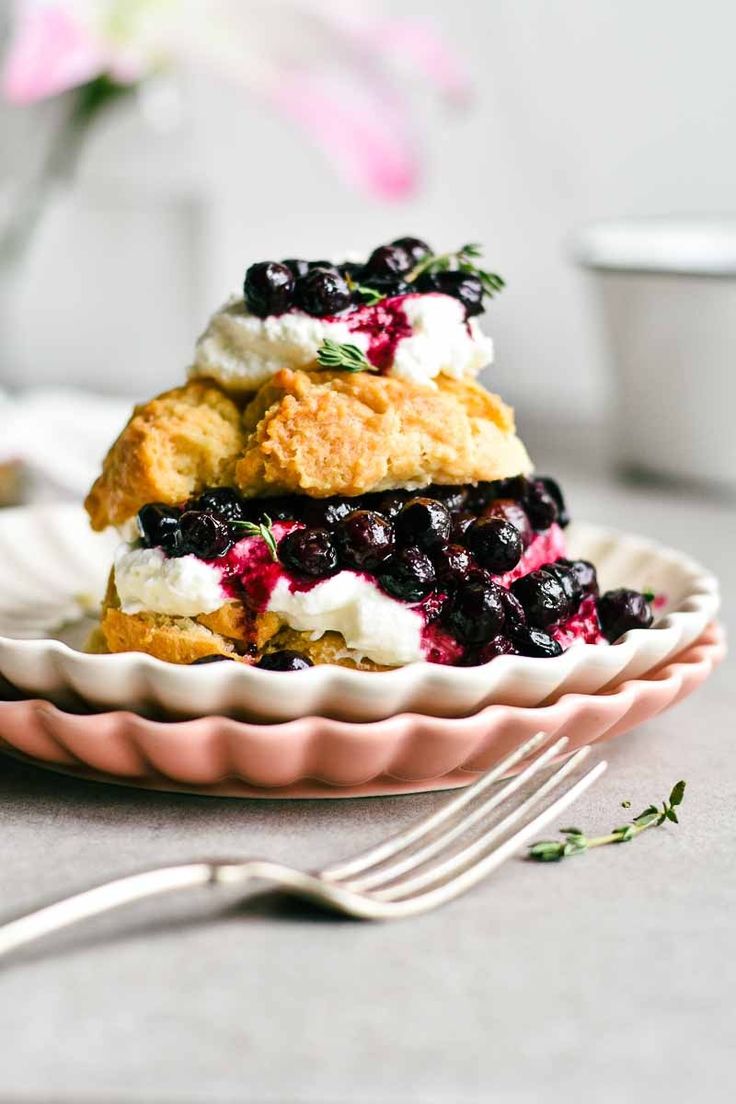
<box><xmin>340</xmin><ymin>294</ymin><xmax>415</xmax><ymax>372</ymax></box>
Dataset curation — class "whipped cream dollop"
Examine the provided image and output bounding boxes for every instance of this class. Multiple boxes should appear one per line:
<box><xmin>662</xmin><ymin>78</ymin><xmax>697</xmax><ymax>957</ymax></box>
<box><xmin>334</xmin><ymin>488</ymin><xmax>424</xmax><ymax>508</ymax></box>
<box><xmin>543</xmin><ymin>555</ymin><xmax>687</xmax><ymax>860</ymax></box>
<box><xmin>191</xmin><ymin>293</ymin><xmax>493</xmax><ymax>393</ymax></box>
<box><xmin>114</xmin><ymin>544</ymin><xmax>227</xmax><ymax>619</ymax></box>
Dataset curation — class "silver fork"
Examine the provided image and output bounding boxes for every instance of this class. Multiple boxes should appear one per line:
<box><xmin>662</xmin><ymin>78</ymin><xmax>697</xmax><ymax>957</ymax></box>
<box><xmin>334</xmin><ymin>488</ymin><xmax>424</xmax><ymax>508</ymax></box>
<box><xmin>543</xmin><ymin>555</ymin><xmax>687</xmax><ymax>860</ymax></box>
<box><xmin>0</xmin><ymin>733</ymin><xmax>606</xmax><ymax>958</ymax></box>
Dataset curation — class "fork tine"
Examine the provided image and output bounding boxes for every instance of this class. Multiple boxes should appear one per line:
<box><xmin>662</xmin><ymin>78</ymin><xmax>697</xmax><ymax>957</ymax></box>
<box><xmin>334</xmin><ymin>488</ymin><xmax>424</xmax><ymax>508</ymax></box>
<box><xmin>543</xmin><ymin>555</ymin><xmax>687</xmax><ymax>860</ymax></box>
<box><xmin>371</xmin><ymin>745</ymin><xmax>593</xmax><ymax>901</ymax></box>
<box><xmin>321</xmin><ymin>730</ymin><xmax>553</xmax><ymax>881</ymax></box>
<box><xmin>371</xmin><ymin>759</ymin><xmax>608</xmax><ymax>918</ymax></box>
<box><xmin>338</xmin><ymin>735</ymin><xmax>571</xmax><ymax>892</ymax></box>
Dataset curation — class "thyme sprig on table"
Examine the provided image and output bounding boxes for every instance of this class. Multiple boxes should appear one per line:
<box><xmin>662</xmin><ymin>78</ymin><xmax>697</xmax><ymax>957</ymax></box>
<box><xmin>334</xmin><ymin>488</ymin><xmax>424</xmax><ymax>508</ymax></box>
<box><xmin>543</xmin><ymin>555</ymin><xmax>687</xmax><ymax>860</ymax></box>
<box><xmin>316</xmin><ymin>338</ymin><xmax>370</xmax><ymax>372</ymax></box>
<box><xmin>230</xmin><ymin>515</ymin><xmax>279</xmax><ymax>561</ymax></box>
<box><xmin>406</xmin><ymin>242</ymin><xmax>506</xmax><ymax>299</ymax></box>
<box><xmin>528</xmin><ymin>780</ymin><xmax>686</xmax><ymax>862</ymax></box>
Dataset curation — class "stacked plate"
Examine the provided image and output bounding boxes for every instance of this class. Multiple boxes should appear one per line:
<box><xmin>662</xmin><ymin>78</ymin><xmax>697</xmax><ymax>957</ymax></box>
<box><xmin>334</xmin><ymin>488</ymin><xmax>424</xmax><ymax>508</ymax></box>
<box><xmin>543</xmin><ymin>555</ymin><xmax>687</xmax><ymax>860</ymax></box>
<box><xmin>0</xmin><ymin>506</ymin><xmax>723</xmax><ymax>798</ymax></box>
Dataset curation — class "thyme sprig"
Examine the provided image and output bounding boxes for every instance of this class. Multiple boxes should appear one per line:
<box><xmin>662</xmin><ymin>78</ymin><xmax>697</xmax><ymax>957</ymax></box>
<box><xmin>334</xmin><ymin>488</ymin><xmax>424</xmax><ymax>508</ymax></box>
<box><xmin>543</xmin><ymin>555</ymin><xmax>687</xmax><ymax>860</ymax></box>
<box><xmin>528</xmin><ymin>780</ymin><xmax>686</xmax><ymax>862</ymax></box>
<box><xmin>231</xmin><ymin>515</ymin><xmax>278</xmax><ymax>561</ymax></box>
<box><xmin>406</xmin><ymin>242</ymin><xmax>506</xmax><ymax>299</ymax></box>
<box><xmin>344</xmin><ymin>273</ymin><xmax>386</xmax><ymax>306</ymax></box>
<box><xmin>316</xmin><ymin>338</ymin><xmax>370</xmax><ymax>372</ymax></box>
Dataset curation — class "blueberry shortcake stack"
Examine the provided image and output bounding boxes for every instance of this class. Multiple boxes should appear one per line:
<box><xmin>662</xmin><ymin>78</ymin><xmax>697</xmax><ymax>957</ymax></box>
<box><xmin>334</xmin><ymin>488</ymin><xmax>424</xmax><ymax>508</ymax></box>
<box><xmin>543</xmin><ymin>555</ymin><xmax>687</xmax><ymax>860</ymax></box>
<box><xmin>85</xmin><ymin>238</ymin><xmax>654</xmax><ymax>670</ymax></box>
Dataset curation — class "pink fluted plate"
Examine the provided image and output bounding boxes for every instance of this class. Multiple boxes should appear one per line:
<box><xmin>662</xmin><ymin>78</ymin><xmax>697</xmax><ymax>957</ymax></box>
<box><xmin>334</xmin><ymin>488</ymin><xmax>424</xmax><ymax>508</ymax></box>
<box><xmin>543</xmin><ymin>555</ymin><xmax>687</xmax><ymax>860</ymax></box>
<box><xmin>0</xmin><ymin>624</ymin><xmax>725</xmax><ymax>799</ymax></box>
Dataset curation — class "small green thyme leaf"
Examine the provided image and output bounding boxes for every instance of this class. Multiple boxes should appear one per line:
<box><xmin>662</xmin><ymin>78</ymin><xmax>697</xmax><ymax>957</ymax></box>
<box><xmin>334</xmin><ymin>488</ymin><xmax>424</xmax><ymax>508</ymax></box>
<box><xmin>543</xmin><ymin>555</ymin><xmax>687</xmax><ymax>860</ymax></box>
<box><xmin>231</xmin><ymin>515</ymin><xmax>278</xmax><ymax>561</ymax></box>
<box><xmin>405</xmin><ymin>242</ymin><xmax>505</xmax><ymax>303</ymax></box>
<box><xmin>344</xmin><ymin>274</ymin><xmax>386</xmax><ymax>306</ymax></box>
<box><xmin>528</xmin><ymin>780</ymin><xmax>687</xmax><ymax>863</ymax></box>
<box><xmin>316</xmin><ymin>338</ymin><xmax>369</xmax><ymax>372</ymax></box>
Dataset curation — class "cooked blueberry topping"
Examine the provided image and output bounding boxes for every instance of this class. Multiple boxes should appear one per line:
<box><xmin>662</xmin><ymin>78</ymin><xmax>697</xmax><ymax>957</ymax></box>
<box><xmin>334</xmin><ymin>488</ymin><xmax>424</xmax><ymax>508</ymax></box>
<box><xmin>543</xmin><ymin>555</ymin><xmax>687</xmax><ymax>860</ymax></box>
<box><xmin>466</xmin><ymin>516</ymin><xmax>523</xmax><ymax>575</ymax></box>
<box><xmin>335</xmin><ymin>510</ymin><xmax>395</xmax><ymax>571</ymax></box>
<box><xmin>537</xmin><ymin>475</ymin><xmax>569</xmax><ymax>528</ymax></box>
<box><xmin>179</xmin><ymin>511</ymin><xmax>234</xmax><ymax>559</ymax></box>
<box><xmin>295</xmin><ymin>268</ymin><xmax>352</xmax><ymax>316</ymax></box>
<box><xmin>302</xmin><ymin>496</ymin><xmax>355</xmax><ymax>528</ymax></box>
<box><xmin>391</xmin><ymin>236</ymin><xmax>431</xmax><ymax>265</ymax></box>
<box><xmin>450</xmin><ymin>510</ymin><xmax>475</xmax><ymax>544</ymax></box>
<box><xmin>194</xmin><ymin>487</ymin><xmax>247</xmax><ymax>523</ymax></box>
<box><xmin>395</xmin><ymin>497</ymin><xmax>452</xmax><ymax>550</ymax></box>
<box><xmin>465</xmin><ymin>480</ymin><xmax>503</xmax><ymax>514</ymax></box>
<box><xmin>523</xmin><ymin>478</ymin><xmax>559</xmax><ymax>531</ymax></box>
<box><xmin>597</xmin><ymin>589</ymin><xmax>653</xmax><ymax>642</ymax></box>
<box><xmin>499</xmin><ymin>588</ymin><xmax>527</xmax><ymax>632</ymax></box>
<box><xmin>557</xmin><ymin>558</ymin><xmax>598</xmax><ymax>598</ymax></box>
<box><xmin>460</xmin><ymin>635</ymin><xmax>517</xmax><ymax>666</ymax></box>
<box><xmin>422</xmin><ymin>270</ymin><xmax>485</xmax><ymax>317</ymax></box>
<box><xmin>431</xmin><ymin>484</ymin><xmax>468</xmax><ymax>512</ymax></box>
<box><xmin>251</xmin><ymin>495</ymin><xmax>304</xmax><ymax>523</ymax></box>
<box><xmin>278</xmin><ymin>527</ymin><xmax>339</xmax><ymax>578</ymax></box>
<box><xmin>281</xmin><ymin>258</ymin><xmax>311</xmax><ymax>279</ymax></box>
<box><xmin>511</xmin><ymin>569</ymin><xmax>572</xmax><ymax>628</ymax></box>
<box><xmin>432</xmin><ymin>543</ymin><xmax>474</xmax><ymax>588</ymax></box>
<box><xmin>364</xmin><ymin>243</ymin><xmax>412</xmax><ymax>278</ymax></box>
<box><xmin>369</xmin><ymin>490</ymin><xmax>410</xmax><ymax>520</ymax></box>
<box><xmin>511</xmin><ymin>626</ymin><xmax>563</xmax><ymax>658</ymax></box>
<box><xmin>484</xmin><ymin>498</ymin><xmax>533</xmax><ymax>549</ymax></box>
<box><xmin>356</xmin><ymin>272</ymin><xmax>411</xmax><ymax>299</ymax></box>
<box><xmin>541</xmin><ymin>561</ymin><xmax>580</xmax><ymax>608</ymax></box>
<box><xmin>377</xmin><ymin>546</ymin><xmax>436</xmax><ymax>602</ymax></box>
<box><xmin>190</xmin><ymin>654</ymin><xmax>236</xmax><ymax>665</ymax></box>
<box><xmin>137</xmin><ymin>503</ymin><xmax>184</xmax><ymax>556</ymax></box>
<box><xmin>256</xmin><ymin>650</ymin><xmax>314</xmax><ymax>671</ymax></box>
<box><xmin>244</xmin><ymin>261</ymin><xmax>295</xmax><ymax>318</ymax></box>
<box><xmin>444</xmin><ymin>579</ymin><xmax>506</xmax><ymax>645</ymax></box>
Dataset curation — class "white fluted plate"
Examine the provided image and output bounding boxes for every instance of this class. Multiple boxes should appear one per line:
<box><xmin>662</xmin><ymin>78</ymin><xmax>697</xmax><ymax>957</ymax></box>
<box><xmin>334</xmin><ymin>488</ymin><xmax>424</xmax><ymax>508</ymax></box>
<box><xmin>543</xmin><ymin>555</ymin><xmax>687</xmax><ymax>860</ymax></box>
<box><xmin>0</xmin><ymin>505</ymin><xmax>720</xmax><ymax>722</ymax></box>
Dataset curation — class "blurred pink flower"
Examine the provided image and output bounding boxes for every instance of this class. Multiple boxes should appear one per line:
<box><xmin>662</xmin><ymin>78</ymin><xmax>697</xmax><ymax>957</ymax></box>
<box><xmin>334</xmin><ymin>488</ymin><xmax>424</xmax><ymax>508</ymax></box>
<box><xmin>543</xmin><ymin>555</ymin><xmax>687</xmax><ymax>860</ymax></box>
<box><xmin>1</xmin><ymin>1</ymin><xmax>469</xmax><ymax>201</ymax></box>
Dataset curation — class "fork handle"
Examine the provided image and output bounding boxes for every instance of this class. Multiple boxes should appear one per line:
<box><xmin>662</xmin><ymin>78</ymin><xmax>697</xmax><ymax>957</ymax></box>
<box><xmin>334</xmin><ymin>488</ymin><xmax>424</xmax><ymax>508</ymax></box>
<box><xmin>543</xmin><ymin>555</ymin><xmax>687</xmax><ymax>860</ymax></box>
<box><xmin>0</xmin><ymin>861</ymin><xmax>229</xmax><ymax>959</ymax></box>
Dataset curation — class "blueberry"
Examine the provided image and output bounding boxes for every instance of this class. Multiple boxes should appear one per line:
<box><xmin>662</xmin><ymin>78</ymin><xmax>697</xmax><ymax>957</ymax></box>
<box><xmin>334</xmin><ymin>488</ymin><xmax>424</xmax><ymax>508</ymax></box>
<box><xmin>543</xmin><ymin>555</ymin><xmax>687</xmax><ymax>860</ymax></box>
<box><xmin>278</xmin><ymin>527</ymin><xmax>339</xmax><ymax>578</ymax></box>
<box><xmin>282</xmin><ymin>258</ymin><xmax>310</xmax><ymax>279</ymax></box>
<box><xmin>180</xmin><ymin>511</ymin><xmax>234</xmax><ymax>559</ymax></box>
<box><xmin>597</xmin><ymin>589</ymin><xmax>654</xmax><ymax>642</ymax></box>
<box><xmin>484</xmin><ymin>499</ymin><xmax>533</xmax><ymax>549</ymax></box>
<box><xmin>542</xmin><ymin>561</ymin><xmax>581</xmax><ymax>608</ymax></box>
<box><xmin>251</xmin><ymin>496</ymin><xmax>303</xmax><ymax>523</ymax></box>
<box><xmin>424</xmin><ymin>271</ymin><xmax>485</xmax><ymax>317</ymax></box>
<box><xmin>431</xmin><ymin>484</ymin><xmax>468</xmax><ymax>513</ymax></box>
<box><xmin>377</xmin><ymin>547</ymin><xmax>436</xmax><ymax>602</ymax></box>
<box><xmin>137</xmin><ymin>503</ymin><xmax>184</xmax><ymax>556</ymax></box>
<box><xmin>256</xmin><ymin>650</ymin><xmax>314</xmax><ymax>671</ymax></box>
<box><xmin>190</xmin><ymin>654</ymin><xmax>236</xmax><ymax>665</ymax></box>
<box><xmin>335</xmin><ymin>510</ymin><xmax>395</xmax><ymax>571</ymax></box>
<box><xmin>537</xmin><ymin>476</ymin><xmax>569</xmax><ymax>528</ymax></box>
<box><xmin>295</xmin><ymin>268</ymin><xmax>352</xmax><ymax>316</ymax></box>
<box><xmin>511</xmin><ymin>569</ymin><xmax>572</xmax><ymax>628</ymax></box>
<box><xmin>364</xmin><ymin>244</ymin><xmax>412</xmax><ymax>278</ymax></box>
<box><xmin>500</xmin><ymin>588</ymin><xmax>527</xmax><ymax>632</ymax></box>
<box><xmin>450</xmin><ymin>510</ymin><xmax>476</xmax><ymax>544</ymax></box>
<box><xmin>391</xmin><ymin>236</ymin><xmax>431</xmax><ymax>265</ymax></box>
<box><xmin>444</xmin><ymin>580</ymin><xmax>506</xmax><ymax>645</ymax></box>
<box><xmin>395</xmin><ymin>497</ymin><xmax>451</xmax><ymax>550</ymax></box>
<box><xmin>432</xmin><ymin>543</ymin><xmax>474</xmax><ymax>588</ymax></box>
<box><xmin>465</xmin><ymin>481</ymin><xmax>501</xmax><ymax>514</ymax></box>
<box><xmin>523</xmin><ymin>479</ymin><xmax>559</xmax><ymax>531</ymax></box>
<box><xmin>460</xmin><ymin>635</ymin><xmax>517</xmax><ymax>666</ymax></box>
<box><xmin>194</xmin><ymin>487</ymin><xmax>247</xmax><ymax>524</ymax></box>
<box><xmin>370</xmin><ymin>490</ymin><xmax>410</xmax><ymax>520</ymax></box>
<box><xmin>356</xmin><ymin>272</ymin><xmax>411</xmax><ymax>299</ymax></box>
<box><xmin>466</xmin><ymin>517</ymin><xmax>523</xmax><ymax>574</ymax></box>
<box><xmin>557</xmin><ymin>558</ymin><xmax>599</xmax><ymax>598</ymax></box>
<box><xmin>243</xmin><ymin>261</ymin><xmax>295</xmax><ymax>318</ymax></box>
<box><xmin>302</xmin><ymin>496</ymin><xmax>355</xmax><ymax>528</ymax></box>
<box><xmin>309</xmin><ymin>259</ymin><xmax>340</xmax><ymax>272</ymax></box>
<box><xmin>511</xmin><ymin>626</ymin><xmax>563</xmax><ymax>658</ymax></box>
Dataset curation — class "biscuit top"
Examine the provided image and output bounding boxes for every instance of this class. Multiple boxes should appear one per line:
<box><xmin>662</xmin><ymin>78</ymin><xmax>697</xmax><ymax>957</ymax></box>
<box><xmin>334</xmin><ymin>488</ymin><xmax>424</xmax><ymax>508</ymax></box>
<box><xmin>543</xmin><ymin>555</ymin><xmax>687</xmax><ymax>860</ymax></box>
<box><xmin>189</xmin><ymin>239</ymin><xmax>503</xmax><ymax>394</ymax></box>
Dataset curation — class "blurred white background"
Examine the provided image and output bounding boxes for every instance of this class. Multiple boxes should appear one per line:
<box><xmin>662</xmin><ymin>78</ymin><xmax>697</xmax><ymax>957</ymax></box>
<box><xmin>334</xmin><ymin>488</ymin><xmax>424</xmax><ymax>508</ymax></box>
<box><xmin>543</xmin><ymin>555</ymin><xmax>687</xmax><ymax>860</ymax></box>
<box><xmin>1</xmin><ymin>0</ymin><xmax>735</xmax><ymax>424</ymax></box>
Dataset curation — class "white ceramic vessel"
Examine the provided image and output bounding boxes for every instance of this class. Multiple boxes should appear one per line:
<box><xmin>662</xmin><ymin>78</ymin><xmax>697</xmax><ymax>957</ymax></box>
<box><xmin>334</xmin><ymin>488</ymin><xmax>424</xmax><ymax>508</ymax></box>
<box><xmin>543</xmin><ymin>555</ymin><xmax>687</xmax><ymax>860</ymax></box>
<box><xmin>0</xmin><ymin>505</ymin><xmax>719</xmax><ymax>722</ymax></box>
<box><xmin>575</xmin><ymin>217</ymin><xmax>736</xmax><ymax>492</ymax></box>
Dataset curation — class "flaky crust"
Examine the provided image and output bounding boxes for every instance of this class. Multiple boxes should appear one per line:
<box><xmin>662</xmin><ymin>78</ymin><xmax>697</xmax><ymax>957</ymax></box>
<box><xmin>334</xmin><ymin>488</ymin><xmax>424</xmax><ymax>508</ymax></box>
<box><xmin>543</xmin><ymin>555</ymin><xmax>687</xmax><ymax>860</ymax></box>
<box><xmin>85</xmin><ymin>381</ymin><xmax>246</xmax><ymax>531</ymax></box>
<box><xmin>236</xmin><ymin>369</ymin><xmax>531</xmax><ymax>498</ymax></box>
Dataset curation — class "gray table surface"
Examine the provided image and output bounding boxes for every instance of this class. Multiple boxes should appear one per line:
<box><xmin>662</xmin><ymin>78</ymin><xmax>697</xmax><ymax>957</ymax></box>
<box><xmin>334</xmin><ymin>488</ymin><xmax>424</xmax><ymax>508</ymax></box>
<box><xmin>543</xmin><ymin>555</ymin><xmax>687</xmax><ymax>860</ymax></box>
<box><xmin>0</xmin><ymin>468</ymin><xmax>734</xmax><ymax>1104</ymax></box>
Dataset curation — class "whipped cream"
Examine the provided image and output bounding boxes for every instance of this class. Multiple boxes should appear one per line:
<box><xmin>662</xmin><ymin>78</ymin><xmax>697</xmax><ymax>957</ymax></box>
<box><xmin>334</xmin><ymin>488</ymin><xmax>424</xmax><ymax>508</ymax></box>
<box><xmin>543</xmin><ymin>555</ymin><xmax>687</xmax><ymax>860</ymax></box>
<box><xmin>191</xmin><ymin>293</ymin><xmax>493</xmax><ymax>392</ymax></box>
<box><xmin>114</xmin><ymin>544</ymin><xmax>227</xmax><ymax>618</ymax></box>
<box><xmin>266</xmin><ymin>572</ymin><xmax>424</xmax><ymax>666</ymax></box>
